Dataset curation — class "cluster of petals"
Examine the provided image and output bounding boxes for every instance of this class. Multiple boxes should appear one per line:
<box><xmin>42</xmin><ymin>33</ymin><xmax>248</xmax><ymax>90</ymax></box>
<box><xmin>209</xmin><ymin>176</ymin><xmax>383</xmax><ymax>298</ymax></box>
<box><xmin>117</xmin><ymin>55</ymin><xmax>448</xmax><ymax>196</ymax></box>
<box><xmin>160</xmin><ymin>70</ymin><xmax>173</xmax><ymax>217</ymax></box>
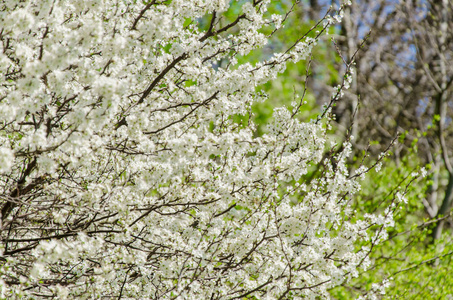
<box><xmin>0</xmin><ymin>0</ymin><xmax>392</xmax><ymax>299</ymax></box>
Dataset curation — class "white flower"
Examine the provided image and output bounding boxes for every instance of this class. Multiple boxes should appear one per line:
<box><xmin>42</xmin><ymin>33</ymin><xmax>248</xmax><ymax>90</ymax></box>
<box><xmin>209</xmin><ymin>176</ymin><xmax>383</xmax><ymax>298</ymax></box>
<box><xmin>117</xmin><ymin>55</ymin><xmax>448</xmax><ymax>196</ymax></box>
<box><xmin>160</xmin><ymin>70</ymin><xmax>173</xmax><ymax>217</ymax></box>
<box><xmin>0</xmin><ymin>146</ymin><xmax>14</xmax><ymax>174</ymax></box>
<box><xmin>420</xmin><ymin>167</ymin><xmax>427</xmax><ymax>177</ymax></box>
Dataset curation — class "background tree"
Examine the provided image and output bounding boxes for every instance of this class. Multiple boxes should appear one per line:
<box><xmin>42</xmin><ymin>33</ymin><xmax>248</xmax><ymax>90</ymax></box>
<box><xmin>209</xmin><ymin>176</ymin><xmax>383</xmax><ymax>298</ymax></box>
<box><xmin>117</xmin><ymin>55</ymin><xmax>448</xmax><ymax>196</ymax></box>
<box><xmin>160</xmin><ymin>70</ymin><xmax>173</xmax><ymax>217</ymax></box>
<box><xmin>331</xmin><ymin>0</ymin><xmax>453</xmax><ymax>236</ymax></box>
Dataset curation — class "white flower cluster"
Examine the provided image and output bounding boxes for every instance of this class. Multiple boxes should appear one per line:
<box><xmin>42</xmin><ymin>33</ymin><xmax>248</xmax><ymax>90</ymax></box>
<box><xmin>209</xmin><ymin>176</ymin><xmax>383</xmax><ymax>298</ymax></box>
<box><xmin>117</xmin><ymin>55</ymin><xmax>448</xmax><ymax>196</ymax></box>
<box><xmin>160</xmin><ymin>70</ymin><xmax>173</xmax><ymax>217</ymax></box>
<box><xmin>0</xmin><ymin>0</ymin><xmax>392</xmax><ymax>299</ymax></box>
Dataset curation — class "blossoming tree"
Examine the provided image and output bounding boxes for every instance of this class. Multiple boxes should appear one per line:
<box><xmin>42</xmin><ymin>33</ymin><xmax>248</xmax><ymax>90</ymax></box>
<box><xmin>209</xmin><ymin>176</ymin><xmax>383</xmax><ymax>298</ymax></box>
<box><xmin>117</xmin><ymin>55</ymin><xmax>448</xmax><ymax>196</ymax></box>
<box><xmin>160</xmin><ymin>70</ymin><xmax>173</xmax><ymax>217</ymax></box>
<box><xmin>0</xmin><ymin>0</ymin><xmax>396</xmax><ymax>298</ymax></box>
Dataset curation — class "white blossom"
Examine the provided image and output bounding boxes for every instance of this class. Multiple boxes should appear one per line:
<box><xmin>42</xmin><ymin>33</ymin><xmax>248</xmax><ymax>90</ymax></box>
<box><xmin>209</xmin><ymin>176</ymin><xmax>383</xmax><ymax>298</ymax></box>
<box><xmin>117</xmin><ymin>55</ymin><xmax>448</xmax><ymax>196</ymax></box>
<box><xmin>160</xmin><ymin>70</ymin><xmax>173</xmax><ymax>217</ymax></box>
<box><xmin>0</xmin><ymin>145</ymin><xmax>14</xmax><ymax>174</ymax></box>
<box><xmin>0</xmin><ymin>0</ymin><xmax>392</xmax><ymax>299</ymax></box>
